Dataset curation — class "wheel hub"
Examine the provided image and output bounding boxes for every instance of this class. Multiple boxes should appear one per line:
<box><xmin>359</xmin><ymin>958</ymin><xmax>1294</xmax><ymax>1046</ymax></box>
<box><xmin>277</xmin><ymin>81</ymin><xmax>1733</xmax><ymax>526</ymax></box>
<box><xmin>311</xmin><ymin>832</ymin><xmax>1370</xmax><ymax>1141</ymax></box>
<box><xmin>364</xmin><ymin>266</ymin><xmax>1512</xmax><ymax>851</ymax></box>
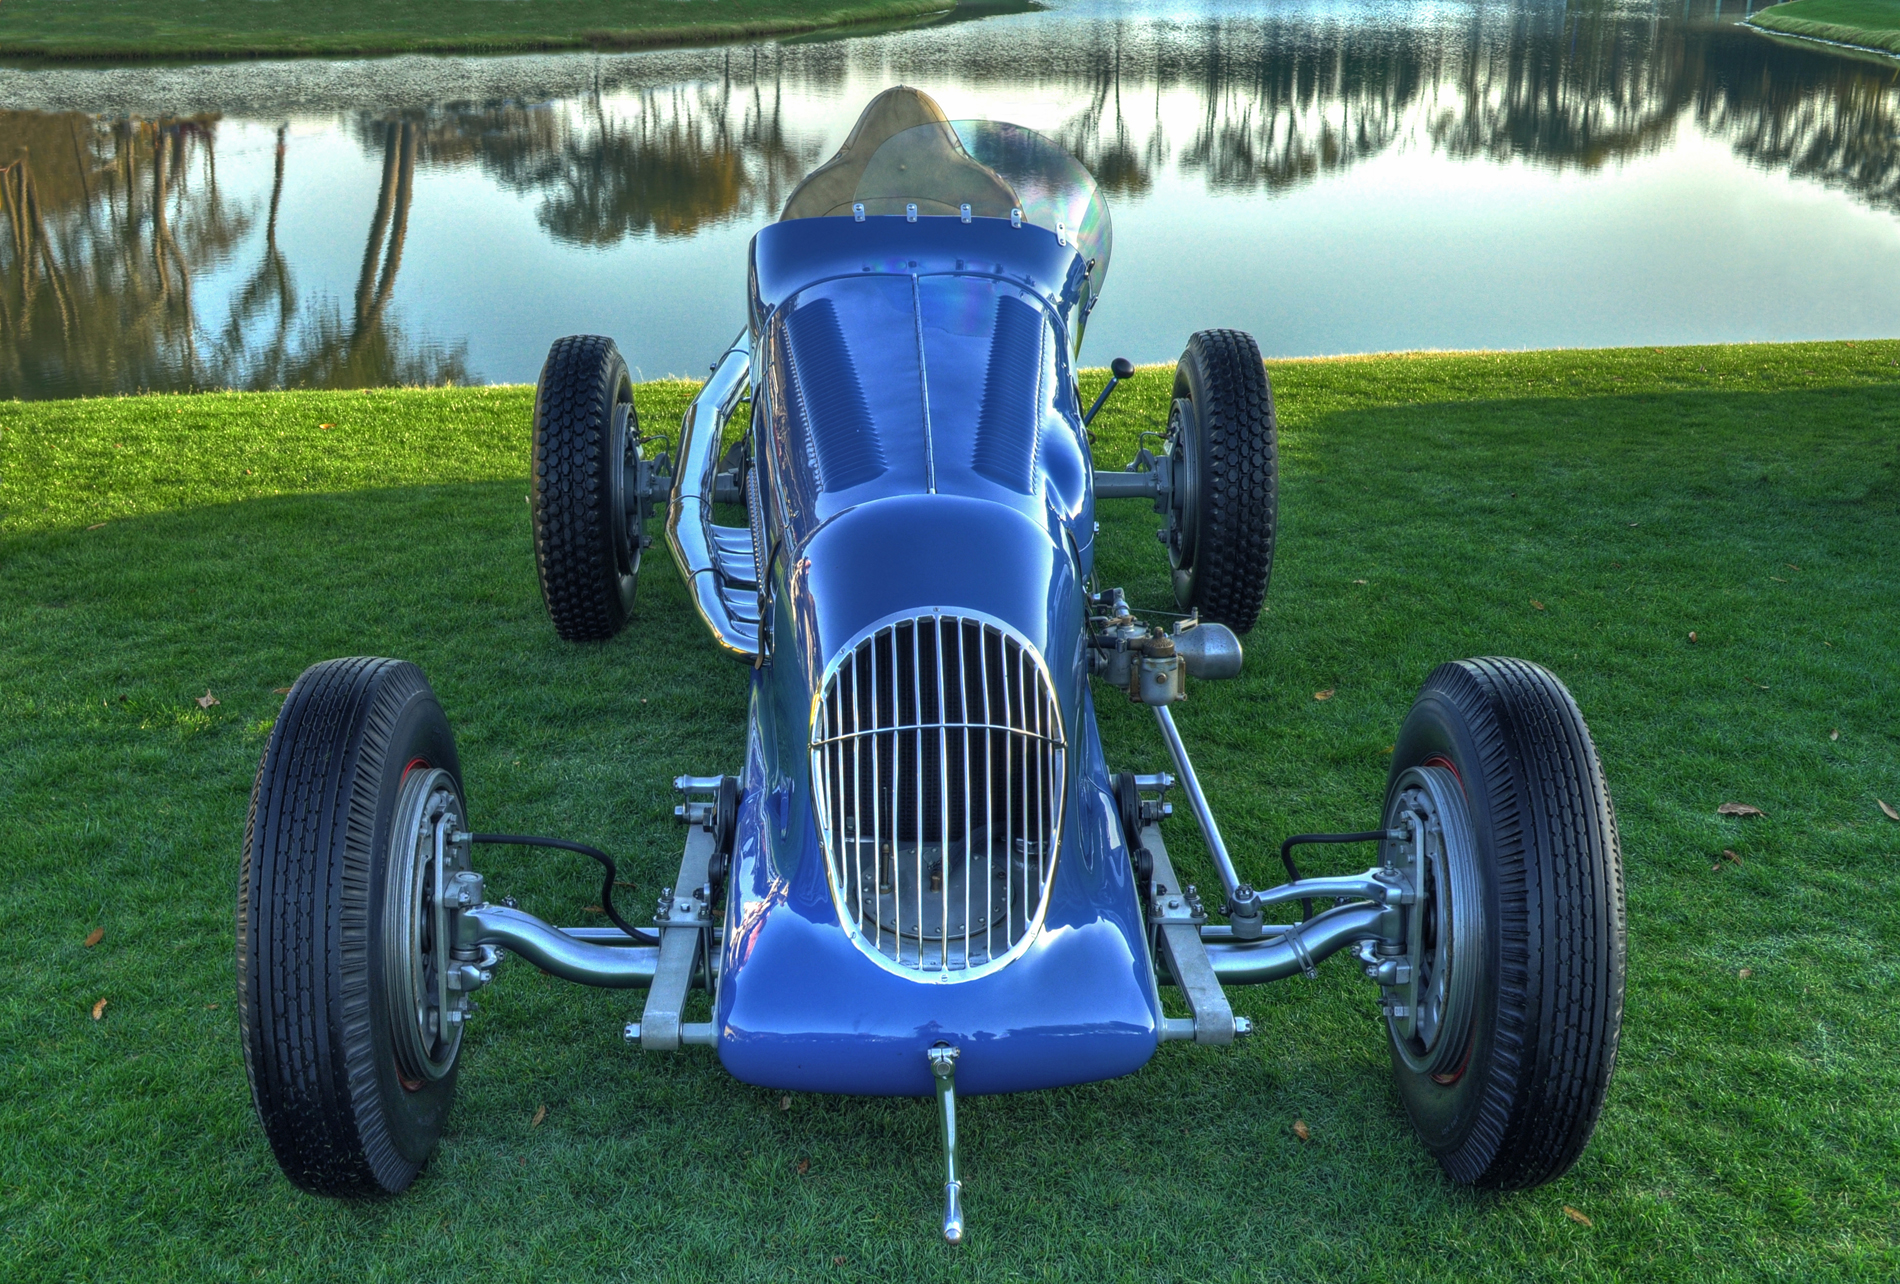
<box><xmin>1163</xmin><ymin>396</ymin><xmax>1199</xmax><ymax>572</ymax></box>
<box><xmin>1382</xmin><ymin>765</ymin><xmax>1482</xmax><ymax>1077</ymax></box>
<box><xmin>382</xmin><ymin>766</ymin><xmax>469</xmax><ymax>1085</ymax></box>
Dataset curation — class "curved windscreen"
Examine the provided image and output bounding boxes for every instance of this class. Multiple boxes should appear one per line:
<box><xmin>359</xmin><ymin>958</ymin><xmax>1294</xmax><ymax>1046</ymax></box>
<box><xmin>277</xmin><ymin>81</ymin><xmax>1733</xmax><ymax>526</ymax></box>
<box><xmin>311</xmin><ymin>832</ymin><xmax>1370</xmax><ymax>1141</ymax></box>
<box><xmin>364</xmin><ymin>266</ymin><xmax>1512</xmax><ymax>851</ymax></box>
<box><xmin>853</xmin><ymin>120</ymin><xmax>1112</xmax><ymax>289</ymax></box>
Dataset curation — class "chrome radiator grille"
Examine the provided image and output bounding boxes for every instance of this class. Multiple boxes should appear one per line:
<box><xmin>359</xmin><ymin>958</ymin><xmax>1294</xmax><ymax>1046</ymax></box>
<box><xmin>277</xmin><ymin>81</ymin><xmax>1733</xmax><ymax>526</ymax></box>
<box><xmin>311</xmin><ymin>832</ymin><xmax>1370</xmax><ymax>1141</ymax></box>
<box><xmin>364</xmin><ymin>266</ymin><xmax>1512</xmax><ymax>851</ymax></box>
<box><xmin>811</xmin><ymin>614</ymin><xmax>1066</xmax><ymax>976</ymax></box>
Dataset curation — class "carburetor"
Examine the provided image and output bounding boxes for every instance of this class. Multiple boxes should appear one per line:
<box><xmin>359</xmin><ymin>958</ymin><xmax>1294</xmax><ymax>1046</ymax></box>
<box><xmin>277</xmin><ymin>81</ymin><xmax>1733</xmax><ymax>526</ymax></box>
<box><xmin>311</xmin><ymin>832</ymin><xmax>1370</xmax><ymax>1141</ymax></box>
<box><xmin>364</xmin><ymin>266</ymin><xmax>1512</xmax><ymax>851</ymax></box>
<box><xmin>1087</xmin><ymin>589</ymin><xmax>1242</xmax><ymax>705</ymax></box>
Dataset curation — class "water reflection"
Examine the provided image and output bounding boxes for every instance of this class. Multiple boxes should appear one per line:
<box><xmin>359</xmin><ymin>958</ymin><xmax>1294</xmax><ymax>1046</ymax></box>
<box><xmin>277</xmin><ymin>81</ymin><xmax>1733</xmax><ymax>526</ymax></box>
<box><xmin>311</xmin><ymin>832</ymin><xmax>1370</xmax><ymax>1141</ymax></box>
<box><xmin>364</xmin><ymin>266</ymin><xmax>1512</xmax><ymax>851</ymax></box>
<box><xmin>1</xmin><ymin>112</ymin><xmax>467</xmax><ymax>399</ymax></box>
<box><xmin>3</xmin><ymin>1</ymin><xmax>1900</xmax><ymax>399</ymax></box>
<box><xmin>397</xmin><ymin>89</ymin><xmax>814</xmax><ymax>243</ymax></box>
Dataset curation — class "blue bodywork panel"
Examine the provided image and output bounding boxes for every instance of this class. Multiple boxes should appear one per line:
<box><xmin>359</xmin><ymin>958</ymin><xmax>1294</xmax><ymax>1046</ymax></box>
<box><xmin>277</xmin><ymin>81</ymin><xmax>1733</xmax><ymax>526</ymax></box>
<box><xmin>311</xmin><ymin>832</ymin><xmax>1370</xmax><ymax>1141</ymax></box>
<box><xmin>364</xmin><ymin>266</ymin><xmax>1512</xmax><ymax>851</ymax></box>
<box><xmin>713</xmin><ymin>215</ymin><xmax>1159</xmax><ymax>1096</ymax></box>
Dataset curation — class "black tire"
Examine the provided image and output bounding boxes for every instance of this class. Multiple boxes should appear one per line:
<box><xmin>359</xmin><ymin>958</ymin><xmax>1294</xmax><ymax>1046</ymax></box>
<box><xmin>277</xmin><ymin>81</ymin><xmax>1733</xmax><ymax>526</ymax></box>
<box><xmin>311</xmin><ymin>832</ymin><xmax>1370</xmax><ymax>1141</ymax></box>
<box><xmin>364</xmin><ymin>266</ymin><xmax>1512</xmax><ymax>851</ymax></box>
<box><xmin>1384</xmin><ymin>658</ymin><xmax>1626</xmax><ymax>1189</ymax></box>
<box><xmin>238</xmin><ymin>657</ymin><xmax>469</xmax><ymax>1196</ymax></box>
<box><xmin>1165</xmin><ymin>330</ymin><xmax>1278</xmax><ymax>633</ymax></box>
<box><xmin>533</xmin><ymin>334</ymin><xmax>640</xmax><ymax>641</ymax></box>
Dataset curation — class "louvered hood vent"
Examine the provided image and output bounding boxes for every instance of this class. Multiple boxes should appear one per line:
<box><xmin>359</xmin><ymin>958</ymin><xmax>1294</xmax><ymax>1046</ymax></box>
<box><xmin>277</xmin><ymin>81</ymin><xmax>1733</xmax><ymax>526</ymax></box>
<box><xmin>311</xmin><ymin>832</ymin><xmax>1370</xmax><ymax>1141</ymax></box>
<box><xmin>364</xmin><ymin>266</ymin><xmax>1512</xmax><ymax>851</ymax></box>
<box><xmin>810</xmin><ymin>613</ymin><xmax>1066</xmax><ymax>978</ymax></box>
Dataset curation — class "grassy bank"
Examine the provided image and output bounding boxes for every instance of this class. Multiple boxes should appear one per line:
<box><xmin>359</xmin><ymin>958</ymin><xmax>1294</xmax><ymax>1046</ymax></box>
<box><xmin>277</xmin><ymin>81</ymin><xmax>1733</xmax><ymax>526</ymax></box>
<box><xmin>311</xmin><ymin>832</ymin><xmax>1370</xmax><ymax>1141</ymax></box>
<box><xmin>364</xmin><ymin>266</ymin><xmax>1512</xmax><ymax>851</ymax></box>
<box><xmin>1750</xmin><ymin>0</ymin><xmax>1900</xmax><ymax>56</ymax></box>
<box><xmin>0</xmin><ymin>0</ymin><xmax>952</xmax><ymax>62</ymax></box>
<box><xmin>3</xmin><ymin>342</ymin><xmax>1899</xmax><ymax>1280</ymax></box>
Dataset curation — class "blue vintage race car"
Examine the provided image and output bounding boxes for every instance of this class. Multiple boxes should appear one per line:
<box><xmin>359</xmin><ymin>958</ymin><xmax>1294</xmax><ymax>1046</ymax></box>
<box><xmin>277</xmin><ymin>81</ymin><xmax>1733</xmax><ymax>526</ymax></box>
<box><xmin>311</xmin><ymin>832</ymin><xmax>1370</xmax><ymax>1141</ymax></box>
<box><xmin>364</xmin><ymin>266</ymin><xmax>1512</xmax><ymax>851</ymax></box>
<box><xmin>238</xmin><ymin>89</ymin><xmax>1627</xmax><ymax>1242</ymax></box>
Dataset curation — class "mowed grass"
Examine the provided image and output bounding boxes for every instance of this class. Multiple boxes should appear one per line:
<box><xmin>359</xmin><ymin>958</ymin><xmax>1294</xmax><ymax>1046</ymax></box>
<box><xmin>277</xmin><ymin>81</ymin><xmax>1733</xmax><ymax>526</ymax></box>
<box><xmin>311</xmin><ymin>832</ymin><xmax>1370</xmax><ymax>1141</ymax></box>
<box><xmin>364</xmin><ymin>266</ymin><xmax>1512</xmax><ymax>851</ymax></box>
<box><xmin>2</xmin><ymin>342</ymin><xmax>1898</xmax><ymax>1281</ymax></box>
<box><xmin>0</xmin><ymin>0</ymin><xmax>948</xmax><ymax>61</ymax></box>
<box><xmin>1752</xmin><ymin>0</ymin><xmax>1900</xmax><ymax>54</ymax></box>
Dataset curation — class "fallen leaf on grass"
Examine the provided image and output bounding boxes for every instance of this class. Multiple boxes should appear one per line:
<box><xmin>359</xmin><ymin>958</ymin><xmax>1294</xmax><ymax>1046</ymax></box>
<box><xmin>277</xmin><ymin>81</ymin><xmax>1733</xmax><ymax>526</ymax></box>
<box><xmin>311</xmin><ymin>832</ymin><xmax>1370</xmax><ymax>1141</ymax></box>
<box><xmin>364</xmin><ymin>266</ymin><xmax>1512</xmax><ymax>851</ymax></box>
<box><xmin>1739</xmin><ymin>968</ymin><xmax>1753</xmax><ymax>979</ymax></box>
<box><xmin>1879</xmin><ymin>800</ymin><xmax>1900</xmax><ymax>822</ymax></box>
<box><xmin>1352</xmin><ymin>579</ymin><xmax>1368</xmax><ymax>585</ymax></box>
<box><xmin>1531</xmin><ymin>600</ymin><xmax>1545</xmax><ymax>610</ymax></box>
<box><xmin>1628</xmin><ymin>521</ymin><xmax>1639</xmax><ymax>528</ymax></box>
<box><xmin>532</xmin><ymin>1105</ymin><xmax>546</xmax><ymax>1128</ymax></box>
<box><xmin>582</xmin><ymin>905</ymin><xmax>604</xmax><ymax>914</ymax></box>
<box><xmin>1718</xmin><ymin>849</ymin><xmax>1743</xmax><ymax>868</ymax></box>
<box><xmin>272</xmin><ymin>687</ymin><xmax>292</xmax><ymax>695</ymax></box>
<box><xmin>1830</xmin><ymin>729</ymin><xmax>1839</xmax><ymax>741</ymax></box>
<box><xmin>86</xmin><ymin>522</ymin><xmax>106</xmax><ymax>531</ymax></box>
<box><xmin>84</xmin><ymin>928</ymin><xmax>104</xmax><ymax>948</ymax></box>
<box><xmin>1770</xmin><ymin>576</ymin><xmax>1788</xmax><ymax>583</ymax></box>
<box><xmin>1383</xmin><ymin>745</ymin><xmax>1395</xmax><ymax>754</ymax></box>
<box><xmin>91</xmin><ymin>998</ymin><xmax>108</xmax><ymax>1020</ymax></box>
<box><xmin>1718</xmin><ymin>802</ymin><xmax>1765</xmax><ymax>818</ymax></box>
<box><xmin>1563</xmin><ymin>1206</ymin><xmax>1594</xmax><ymax>1228</ymax></box>
<box><xmin>1313</xmin><ymin>689</ymin><xmax>1335</xmax><ymax>702</ymax></box>
<box><xmin>1688</xmin><ymin>631</ymin><xmax>1697</xmax><ymax>643</ymax></box>
<box><xmin>1753</xmin><ymin>682</ymin><xmax>1770</xmax><ymax>690</ymax></box>
<box><xmin>1786</xmin><ymin>563</ymin><xmax>1800</xmax><ymax>571</ymax></box>
<box><xmin>797</xmin><ymin>1159</ymin><xmax>810</xmax><ymax>1176</ymax></box>
<box><xmin>780</xmin><ymin>1095</ymin><xmax>791</xmax><ymax>1111</ymax></box>
<box><xmin>195</xmin><ymin>689</ymin><xmax>220</xmax><ymax>709</ymax></box>
<box><xmin>1293</xmin><ymin>1120</ymin><xmax>1311</xmax><ymax>1142</ymax></box>
<box><xmin>319</xmin><ymin>423</ymin><xmax>334</xmax><ymax>430</ymax></box>
<box><xmin>834</xmin><ymin>1258</ymin><xmax>847</xmax><ymax>1268</ymax></box>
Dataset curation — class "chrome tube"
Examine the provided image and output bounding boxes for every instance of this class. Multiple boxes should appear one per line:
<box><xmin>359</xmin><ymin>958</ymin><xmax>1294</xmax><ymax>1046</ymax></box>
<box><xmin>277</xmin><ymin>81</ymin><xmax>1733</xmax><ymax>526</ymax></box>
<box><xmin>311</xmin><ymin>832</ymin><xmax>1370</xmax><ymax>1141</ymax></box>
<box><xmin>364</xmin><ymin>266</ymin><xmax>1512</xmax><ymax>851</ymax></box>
<box><xmin>459</xmin><ymin>904</ymin><xmax>659</xmax><ymax>988</ymax></box>
<box><xmin>1203</xmin><ymin>902</ymin><xmax>1387</xmax><ymax>985</ymax></box>
<box><xmin>666</xmin><ymin>334</ymin><xmax>755</xmax><ymax>657</ymax></box>
<box><xmin>1152</xmin><ymin>704</ymin><xmax>1243</xmax><ymax>900</ymax></box>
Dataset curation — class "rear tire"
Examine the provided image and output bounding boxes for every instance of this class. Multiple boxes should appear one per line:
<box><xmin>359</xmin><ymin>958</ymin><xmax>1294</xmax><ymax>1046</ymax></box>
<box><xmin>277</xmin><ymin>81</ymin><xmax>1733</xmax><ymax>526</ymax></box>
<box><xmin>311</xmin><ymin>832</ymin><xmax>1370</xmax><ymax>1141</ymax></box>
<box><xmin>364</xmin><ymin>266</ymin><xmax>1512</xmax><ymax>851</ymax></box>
<box><xmin>533</xmin><ymin>334</ymin><xmax>641</xmax><ymax>641</ymax></box>
<box><xmin>1165</xmin><ymin>330</ymin><xmax>1278</xmax><ymax>633</ymax></box>
<box><xmin>1384</xmin><ymin>658</ymin><xmax>1626</xmax><ymax>1189</ymax></box>
<box><xmin>237</xmin><ymin>657</ymin><xmax>469</xmax><ymax>1196</ymax></box>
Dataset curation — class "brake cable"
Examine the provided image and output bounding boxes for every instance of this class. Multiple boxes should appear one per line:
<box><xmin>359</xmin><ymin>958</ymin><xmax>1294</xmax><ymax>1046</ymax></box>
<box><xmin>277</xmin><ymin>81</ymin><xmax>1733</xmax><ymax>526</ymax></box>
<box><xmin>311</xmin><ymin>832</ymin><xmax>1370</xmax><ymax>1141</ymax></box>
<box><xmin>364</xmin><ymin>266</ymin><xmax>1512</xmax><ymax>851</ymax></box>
<box><xmin>466</xmin><ymin>834</ymin><xmax>659</xmax><ymax>946</ymax></box>
<box><xmin>1278</xmin><ymin>831</ymin><xmax>1393</xmax><ymax>922</ymax></box>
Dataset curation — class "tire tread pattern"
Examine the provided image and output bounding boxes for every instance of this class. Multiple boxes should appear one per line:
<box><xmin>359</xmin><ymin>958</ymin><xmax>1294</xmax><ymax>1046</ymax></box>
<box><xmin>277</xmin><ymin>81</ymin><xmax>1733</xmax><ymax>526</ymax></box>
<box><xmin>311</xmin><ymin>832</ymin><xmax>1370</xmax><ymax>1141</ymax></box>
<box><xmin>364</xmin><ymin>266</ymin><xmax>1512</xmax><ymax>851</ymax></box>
<box><xmin>533</xmin><ymin>334</ymin><xmax>632</xmax><ymax>642</ymax></box>
<box><xmin>1426</xmin><ymin>657</ymin><xmax>1626</xmax><ymax>1189</ymax></box>
<box><xmin>1180</xmin><ymin>329</ymin><xmax>1278</xmax><ymax>633</ymax></box>
<box><xmin>237</xmin><ymin>656</ymin><xmax>436</xmax><ymax>1196</ymax></box>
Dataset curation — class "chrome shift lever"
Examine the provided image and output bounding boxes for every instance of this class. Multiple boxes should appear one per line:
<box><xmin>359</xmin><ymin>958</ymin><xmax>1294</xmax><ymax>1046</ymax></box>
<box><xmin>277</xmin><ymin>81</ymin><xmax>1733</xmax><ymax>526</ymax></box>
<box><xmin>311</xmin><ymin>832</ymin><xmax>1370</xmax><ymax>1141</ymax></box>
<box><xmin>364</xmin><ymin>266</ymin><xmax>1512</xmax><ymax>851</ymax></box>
<box><xmin>927</xmin><ymin>1043</ymin><xmax>963</xmax><ymax>1245</ymax></box>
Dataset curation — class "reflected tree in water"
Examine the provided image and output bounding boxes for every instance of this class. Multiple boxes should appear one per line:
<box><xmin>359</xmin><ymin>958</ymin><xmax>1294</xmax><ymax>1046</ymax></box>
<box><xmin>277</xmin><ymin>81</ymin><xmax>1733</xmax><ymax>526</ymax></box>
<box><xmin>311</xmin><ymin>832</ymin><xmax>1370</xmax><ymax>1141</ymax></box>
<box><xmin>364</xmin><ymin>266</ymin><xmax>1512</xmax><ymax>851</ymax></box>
<box><xmin>9</xmin><ymin>5</ymin><xmax>1900</xmax><ymax>399</ymax></box>
<box><xmin>2</xmin><ymin>114</ymin><xmax>249</xmax><ymax>399</ymax></box>
<box><xmin>350</xmin><ymin>78</ymin><xmax>815</xmax><ymax>247</ymax></box>
<box><xmin>1</xmin><ymin>113</ymin><xmax>465</xmax><ymax>400</ymax></box>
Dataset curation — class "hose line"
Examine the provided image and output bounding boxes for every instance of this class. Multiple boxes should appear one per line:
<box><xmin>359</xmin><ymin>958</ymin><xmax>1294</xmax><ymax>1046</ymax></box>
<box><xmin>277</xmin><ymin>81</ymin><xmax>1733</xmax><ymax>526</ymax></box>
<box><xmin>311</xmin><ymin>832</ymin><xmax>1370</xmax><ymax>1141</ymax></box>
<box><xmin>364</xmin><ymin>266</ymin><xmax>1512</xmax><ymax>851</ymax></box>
<box><xmin>1278</xmin><ymin>830</ymin><xmax>1393</xmax><ymax>921</ymax></box>
<box><xmin>467</xmin><ymin>834</ymin><xmax>659</xmax><ymax>946</ymax></box>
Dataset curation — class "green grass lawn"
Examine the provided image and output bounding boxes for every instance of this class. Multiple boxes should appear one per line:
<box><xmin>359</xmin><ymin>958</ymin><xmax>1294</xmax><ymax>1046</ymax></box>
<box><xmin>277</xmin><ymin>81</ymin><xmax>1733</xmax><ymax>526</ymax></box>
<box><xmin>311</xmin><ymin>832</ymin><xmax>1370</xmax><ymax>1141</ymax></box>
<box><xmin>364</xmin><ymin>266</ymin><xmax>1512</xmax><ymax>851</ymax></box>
<box><xmin>3</xmin><ymin>342</ymin><xmax>1899</xmax><ymax>1280</ymax></box>
<box><xmin>0</xmin><ymin>0</ymin><xmax>951</xmax><ymax>61</ymax></box>
<box><xmin>1751</xmin><ymin>0</ymin><xmax>1900</xmax><ymax>55</ymax></box>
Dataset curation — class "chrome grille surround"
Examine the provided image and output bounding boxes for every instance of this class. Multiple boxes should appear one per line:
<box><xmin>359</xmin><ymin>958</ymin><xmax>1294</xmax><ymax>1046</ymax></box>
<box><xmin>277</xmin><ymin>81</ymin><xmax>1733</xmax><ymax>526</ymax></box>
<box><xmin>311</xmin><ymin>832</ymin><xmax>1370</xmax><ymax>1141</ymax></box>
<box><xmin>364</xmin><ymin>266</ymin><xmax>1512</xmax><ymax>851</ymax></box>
<box><xmin>810</xmin><ymin>610</ymin><xmax>1066</xmax><ymax>981</ymax></box>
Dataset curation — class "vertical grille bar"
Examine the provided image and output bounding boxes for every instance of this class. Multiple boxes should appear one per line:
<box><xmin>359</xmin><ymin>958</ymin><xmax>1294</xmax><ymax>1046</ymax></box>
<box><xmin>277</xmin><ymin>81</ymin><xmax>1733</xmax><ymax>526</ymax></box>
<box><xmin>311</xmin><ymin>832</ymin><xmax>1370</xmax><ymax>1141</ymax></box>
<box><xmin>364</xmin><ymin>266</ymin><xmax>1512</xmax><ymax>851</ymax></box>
<box><xmin>810</xmin><ymin>614</ymin><xmax>1065</xmax><ymax>977</ymax></box>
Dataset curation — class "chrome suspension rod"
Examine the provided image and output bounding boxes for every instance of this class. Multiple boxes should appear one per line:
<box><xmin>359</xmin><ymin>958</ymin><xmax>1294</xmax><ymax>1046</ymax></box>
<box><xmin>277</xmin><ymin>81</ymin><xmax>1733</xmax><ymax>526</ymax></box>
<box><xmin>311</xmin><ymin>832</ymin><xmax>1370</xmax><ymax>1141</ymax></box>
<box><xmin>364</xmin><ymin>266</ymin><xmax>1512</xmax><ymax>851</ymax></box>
<box><xmin>1201</xmin><ymin>901</ymin><xmax>1388</xmax><ymax>985</ymax></box>
<box><xmin>458</xmin><ymin>904</ymin><xmax>660</xmax><ymax>988</ymax></box>
<box><xmin>1152</xmin><ymin>704</ymin><xmax>1243</xmax><ymax>901</ymax></box>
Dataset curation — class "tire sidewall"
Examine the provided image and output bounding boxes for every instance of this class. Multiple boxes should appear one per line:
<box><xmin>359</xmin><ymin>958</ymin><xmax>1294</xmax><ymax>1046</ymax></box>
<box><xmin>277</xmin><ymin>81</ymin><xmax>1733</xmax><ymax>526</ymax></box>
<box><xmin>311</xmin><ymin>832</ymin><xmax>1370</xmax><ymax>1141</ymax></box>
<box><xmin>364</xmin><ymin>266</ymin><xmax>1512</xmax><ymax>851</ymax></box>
<box><xmin>604</xmin><ymin>365</ymin><xmax>640</xmax><ymax>611</ymax></box>
<box><xmin>359</xmin><ymin>683</ymin><xmax>465</xmax><ymax>1167</ymax></box>
<box><xmin>1170</xmin><ymin>354</ymin><xmax>1212</xmax><ymax>608</ymax></box>
<box><xmin>1383</xmin><ymin>684</ymin><xmax>1505</xmax><ymax>1164</ymax></box>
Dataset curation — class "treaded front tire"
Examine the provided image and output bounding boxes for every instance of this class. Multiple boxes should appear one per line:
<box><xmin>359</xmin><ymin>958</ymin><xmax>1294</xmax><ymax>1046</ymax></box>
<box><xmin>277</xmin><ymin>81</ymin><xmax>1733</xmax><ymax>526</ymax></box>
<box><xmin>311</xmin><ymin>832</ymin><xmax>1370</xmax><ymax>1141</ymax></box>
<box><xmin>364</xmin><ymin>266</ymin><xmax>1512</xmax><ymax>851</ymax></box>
<box><xmin>237</xmin><ymin>657</ymin><xmax>467</xmax><ymax>1196</ymax></box>
<box><xmin>533</xmin><ymin>334</ymin><xmax>640</xmax><ymax>641</ymax></box>
<box><xmin>1385</xmin><ymin>657</ymin><xmax>1627</xmax><ymax>1189</ymax></box>
<box><xmin>1166</xmin><ymin>329</ymin><xmax>1278</xmax><ymax>633</ymax></box>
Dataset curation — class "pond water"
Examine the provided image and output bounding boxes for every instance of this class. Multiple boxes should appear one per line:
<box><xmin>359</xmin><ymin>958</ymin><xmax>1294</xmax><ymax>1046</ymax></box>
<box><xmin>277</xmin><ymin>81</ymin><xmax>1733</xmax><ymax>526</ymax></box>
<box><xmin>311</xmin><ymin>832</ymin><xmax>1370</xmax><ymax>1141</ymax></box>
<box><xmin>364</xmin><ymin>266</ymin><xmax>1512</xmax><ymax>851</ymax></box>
<box><xmin>3</xmin><ymin>0</ymin><xmax>1899</xmax><ymax>399</ymax></box>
